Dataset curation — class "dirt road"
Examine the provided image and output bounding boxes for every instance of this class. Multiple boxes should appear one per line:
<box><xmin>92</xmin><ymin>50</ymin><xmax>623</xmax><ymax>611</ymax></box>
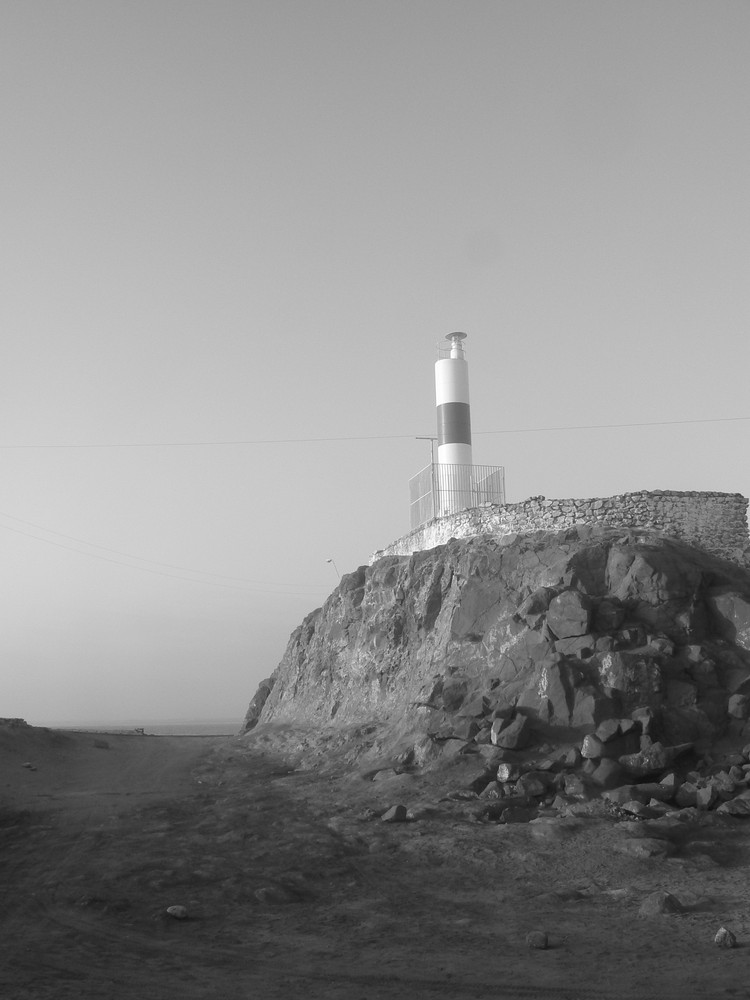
<box><xmin>2</xmin><ymin>724</ymin><xmax>750</xmax><ymax>999</ymax></box>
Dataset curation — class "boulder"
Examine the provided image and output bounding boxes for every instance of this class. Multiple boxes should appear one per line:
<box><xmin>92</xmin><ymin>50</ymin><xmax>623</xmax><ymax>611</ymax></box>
<box><xmin>464</xmin><ymin>767</ymin><xmax>494</xmax><ymax>794</ymax></box>
<box><xmin>546</xmin><ymin>590</ymin><xmax>593</xmax><ymax>639</ymax></box>
<box><xmin>441</xmin><ymin>678</ymin><xmax>469</xmax><ymax>712</ymax></box>
<box><xmin>479</xmin><ymin>781</ymin><xmax>502</xmax><ymax>799</ymax></box>
<box><xmin>496</xmin><ymin>762</ymin><xmax>522</xmax><ymax>783</ymax></box>
<box><xmin>458</xmin><ymin>695</ymin><xmax>491</xmax><ymax>718</ymax></box>
<box><xmin>381</xmin><ymin>804</ymin><xmax>408</xmax><ymax>823</ymax></box>
<box><xmin>728</xmin><ymin>694</ymin><xmax>750</xmax><ymax>719</ymax></box>
<box><xmin>716</xmin><ymin>789</ymin><xmax>750</xmax><ymax>817</ymax></box>
<box><xmin>604</xmin><ymin>786</ymin><xmax>646</xmax><ymax>806</ymax></box>
<box><xmin>658</xmin><ymin>773</ymin><xmax>679</xmax><ymax>794</ymax></box>
<box><xmin>707</xmin><ymin>770</ymin><xmax>739</xmax><ymax>796</ymax></box>
<box><xmin>618</xmin><ymin>742</ymin><xmax>693</xmax><ymax>779</ymax></box>
<box><xmin>494</xmin><ymin>715</ymin><xmax>533</xmax><ymax>750</ymax></box>
<box><xmin>515</xmin><ymin>773</ymin><xmax>549</xmax><ymax>799</ymax></box>
<box><xmin>451</xmin><ymin>719</ymin><xmax>481</xmax><ymax>741</ymax></box>
<box><xmin>490</xmin><ymin>718</ymin><xmax>511</xmax><ymax>746</ymax></box>
<box><xmin>630</xmin><ymin>707</ymin><xmax>659</xmax><ymax>738</ymax></box>
<box><xmin>714</xmin><ymin>926</ymin><xmax>738</xmax><ymax>948</ymax></box>
<box><xmin>597</xmin><ymin>652</ymin><xmax>664</xmax><ymax>712</ymax></box>
<box><xmin>243</xmin><ymin>676</ymin><xmax>275</xmax><ymax>731</ymax></box>
<box><xmin>634</xmin><ymin>781</ymin><xmax>674</xmax><ymax>803</ymax></box>
<box><xmin>695</xmin><ymin>785</ymin><xmax>719</xmax><ymax>810</ymax></box>
<box><xmin>563</xmin><ymin>774</ymin><xmax>588</xmax><ymax>799</ymax></box>
<box><xmin>620</xmin><ymin>800</ymin><xmax>659</xmax><ymax>819</ymax></box>
<box><xmin>537</xmin><ymin>660</ymin><xmax>575</xmax><ymax>724</ymax></box>
<box><xmin>590</xmin><ymin>759</ymin><xmax>623</xmax><ymax>788</ymax></box>
<box><xmin>516</xmin><ymin>587</ymin><xmax>557</xmax><ymax>627</ymax></box>
<box><xmin>594</xmin><ymin>719</ymin><xmax>622</xmax><ymax>743</ymax></box>
<box><xmin>674</xmin><ymin>782</ymin><xmax>698</xmax><ymax>809</ymax></box>
<box><xmin>570</xmin><ymin>687</ymin><xmax>614</xmax><ymax>727</ymax></box>
<box><xmin>581</xmin><ymin>735</ymin><xmax>606</xmax><ymax>760</ymax></box>
<box><xmin>706</xmin><ymin>588</ymin><xmax>750</xmax><ymax>652</ymax></box>
<box><xmin>606</xmin><ymin>546</ymin><xmax>705</xmax><ymax>635</ymax></box>
<box><xmin>582</xmin><ymin>731</ymin><xmax>640</xmax><ymax>761</ymax></box>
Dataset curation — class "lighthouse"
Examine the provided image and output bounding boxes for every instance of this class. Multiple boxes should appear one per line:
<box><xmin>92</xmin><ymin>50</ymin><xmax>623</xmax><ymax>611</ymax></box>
<box><xmin>435</xmin><ymin>331</ymin><xmax>472</xmax><ymax>467</ymax></box>
<box><xmin>409</xmin><ymin>332</ymin><xmax>505</xmax><ymax>529</ymax></box>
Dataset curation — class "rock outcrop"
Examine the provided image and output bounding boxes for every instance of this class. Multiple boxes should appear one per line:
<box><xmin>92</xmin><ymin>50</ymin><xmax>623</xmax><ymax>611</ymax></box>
<box><xmin>245</xmin><ymin>526</ymin><xmax>750</xmax><ymax>756</ymax></box>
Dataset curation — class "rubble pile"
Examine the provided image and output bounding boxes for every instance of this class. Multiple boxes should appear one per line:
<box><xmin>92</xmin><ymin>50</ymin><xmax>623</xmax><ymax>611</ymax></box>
<box><xmin>413</xmin><ymin>698</ymin><xmax>750</xmax><ymax>824</ymax></box>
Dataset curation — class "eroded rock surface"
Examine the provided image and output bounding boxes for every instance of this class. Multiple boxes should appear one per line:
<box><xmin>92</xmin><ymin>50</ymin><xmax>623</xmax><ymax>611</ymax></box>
<box><xmin>246</xmin><ymin>527</ymin><xmax>750</xmax><ymax>757</ymax></box>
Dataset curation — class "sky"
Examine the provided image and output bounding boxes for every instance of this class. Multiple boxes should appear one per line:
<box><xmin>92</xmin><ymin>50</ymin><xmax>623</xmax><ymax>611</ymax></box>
<box><xmin>1</xmin><ymin>1</ymin><xmax>748</xmax><ymax>726</ymax></box>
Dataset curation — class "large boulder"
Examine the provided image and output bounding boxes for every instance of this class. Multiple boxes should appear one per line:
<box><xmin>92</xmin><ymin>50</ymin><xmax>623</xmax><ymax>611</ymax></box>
<box><xmin>242</xmin><ymin>676</ymin><xmax>275</xmax><ymax>731</ymax></box>
<box><xmin>546</xmin><ymin>590</ymin><xmax>593</xmax><ymax>639</ymax></box>
<box><xmin>707</xmin><ymin>588</ymin><xmax>750</xmax><ymax>652</ymax></box>
<box><xmin>596</xmin><ymin>651</ymin><xmax>664</xmax><ymax>713</ymax></box>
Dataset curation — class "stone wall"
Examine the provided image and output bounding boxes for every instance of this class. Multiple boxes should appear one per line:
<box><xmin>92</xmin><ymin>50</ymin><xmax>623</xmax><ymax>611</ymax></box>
<box><xmin>372</xmin><ymin>490</ymin><xmax>750</xmax><ymax>566</ymax></box>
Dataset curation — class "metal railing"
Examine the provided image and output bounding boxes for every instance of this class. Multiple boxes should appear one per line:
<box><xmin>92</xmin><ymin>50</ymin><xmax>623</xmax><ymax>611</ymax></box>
<box><xmin>409</xmin><ymin>463</ymin><xmax>506</xmax><ymax>530</ymax></box>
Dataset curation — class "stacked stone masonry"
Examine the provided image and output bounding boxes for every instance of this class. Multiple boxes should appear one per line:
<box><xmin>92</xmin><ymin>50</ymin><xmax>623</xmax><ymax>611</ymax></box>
<box><xmin>372</xmin><ymin>490</ymin><xmax>750</xmax><ymax>566</ymax></box>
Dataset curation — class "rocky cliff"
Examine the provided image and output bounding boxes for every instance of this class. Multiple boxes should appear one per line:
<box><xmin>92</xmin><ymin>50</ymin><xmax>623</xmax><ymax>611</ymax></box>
<box><xmin>245</xmin><ymin>526</ymin><xmax>750</xmax><ymax>755</ymax></box>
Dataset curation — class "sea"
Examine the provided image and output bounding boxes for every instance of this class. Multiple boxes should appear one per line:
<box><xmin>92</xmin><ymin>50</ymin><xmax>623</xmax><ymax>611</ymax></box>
<box><xmin>34</xmin><ymin>720</ymin><xmax>241</xmax><ymax>737</ymax></box>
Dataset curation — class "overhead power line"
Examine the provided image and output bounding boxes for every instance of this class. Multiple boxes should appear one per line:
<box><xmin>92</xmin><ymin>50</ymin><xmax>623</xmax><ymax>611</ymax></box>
<box><xmin>0</xmin><ymin>415</ymin><xmax>746</xmax><ymax>449</ymax></box>
<box><xmin>0</xmin><ymin>511</ymin><xmax>328</xmax><ymax>596</ymax></box>
<box><xmin>0</xmin><ymin>433</ymin><xmax>414</xmax><ymax>449</ymax></box>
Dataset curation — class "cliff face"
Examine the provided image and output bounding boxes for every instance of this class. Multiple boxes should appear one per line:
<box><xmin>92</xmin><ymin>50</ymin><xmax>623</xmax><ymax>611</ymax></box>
<box><xmin>245</xmin><ymin>526</ymin><xmax>750</xmax><ymax>745</ymax></box>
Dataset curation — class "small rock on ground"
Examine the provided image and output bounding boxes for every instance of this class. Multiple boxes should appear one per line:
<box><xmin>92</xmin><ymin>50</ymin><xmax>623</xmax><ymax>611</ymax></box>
<box><xmin>525</xmin><ymin>930</ymin><xmax>549</xmax><ymax>949</ymax></box>
<box><xmin>381</xmin><ymin>804</ymin><xmax>408</xmax><ymax>823</ymax></box>
<box><xmin>638</xmin><ymin>891</ymin><xmax>684</xmax><ymax>917</ymax></box>
<box><xmin>714</xmin><ymin>926</ymin><xmax>737</xmax><ymax>948</ymax></box>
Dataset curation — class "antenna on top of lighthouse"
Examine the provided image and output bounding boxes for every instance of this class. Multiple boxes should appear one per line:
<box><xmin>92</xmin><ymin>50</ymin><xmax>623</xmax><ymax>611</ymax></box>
<box><xmin>437</xmin><ymin>331</ymin><xmax>468</xmax><ymax>360</ymax></box>
<box><xmin>446</xmin><ymin>331</ymin><xmax>467</xmax><ymax>358</ymax></box>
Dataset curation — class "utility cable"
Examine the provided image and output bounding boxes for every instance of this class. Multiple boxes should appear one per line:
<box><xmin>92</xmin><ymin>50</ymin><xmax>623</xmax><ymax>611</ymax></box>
<box><xmin>0</xmin><ymin>414</ymin><xmax>746</xmax><ymax>449</ymax></box>
<box><xmin>0</xmin><ymin>509</ymin><xmax>322</xmax><ymax>589</ymax></box>
<box><xmin>0</xmin><ymin>515</ymin><xmax>329</xmax><ymax>596</ymax></box>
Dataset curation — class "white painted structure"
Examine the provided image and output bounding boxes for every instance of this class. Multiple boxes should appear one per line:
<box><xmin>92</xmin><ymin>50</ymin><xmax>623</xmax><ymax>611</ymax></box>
<box><xmin>435</xmin><ymin>331</ymin><xmax>472</xmax><ymax>466</ymax></box>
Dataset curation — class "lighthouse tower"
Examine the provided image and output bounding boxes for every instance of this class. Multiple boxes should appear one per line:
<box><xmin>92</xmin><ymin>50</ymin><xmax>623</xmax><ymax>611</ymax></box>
<box><xmin>408</xmin><ymin>332</ymin><xmax>505</xmax><ymax>529</ymax></box>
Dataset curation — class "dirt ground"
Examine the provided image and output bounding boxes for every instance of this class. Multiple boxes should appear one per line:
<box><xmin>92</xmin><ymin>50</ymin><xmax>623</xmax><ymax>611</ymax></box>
<box><xmin>2</xmin><ymin>722</ymin><xmax>750</xmax><ymax>1000</ymax></box>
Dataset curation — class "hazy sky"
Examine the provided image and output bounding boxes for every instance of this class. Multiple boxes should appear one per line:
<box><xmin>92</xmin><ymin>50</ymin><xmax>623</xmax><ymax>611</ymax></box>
<box><xmin>1</xmin><ymin>1</ymin><xmax>748</xmax><ymax>725</ymax></box>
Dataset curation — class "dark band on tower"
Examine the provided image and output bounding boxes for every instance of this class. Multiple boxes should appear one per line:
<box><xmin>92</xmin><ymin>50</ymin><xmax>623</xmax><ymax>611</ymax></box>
<box><xmin>436</xmin><ymin>401</ymin><xmax>471</xmax><ymax>447</ymax></box>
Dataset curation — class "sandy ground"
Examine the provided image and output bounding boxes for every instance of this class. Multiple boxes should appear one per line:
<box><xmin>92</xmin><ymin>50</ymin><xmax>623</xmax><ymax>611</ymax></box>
<box><xmin>2</xmin><ymin>722</ymin><xmax>750</xmax><ymax>1000</ymax></box>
